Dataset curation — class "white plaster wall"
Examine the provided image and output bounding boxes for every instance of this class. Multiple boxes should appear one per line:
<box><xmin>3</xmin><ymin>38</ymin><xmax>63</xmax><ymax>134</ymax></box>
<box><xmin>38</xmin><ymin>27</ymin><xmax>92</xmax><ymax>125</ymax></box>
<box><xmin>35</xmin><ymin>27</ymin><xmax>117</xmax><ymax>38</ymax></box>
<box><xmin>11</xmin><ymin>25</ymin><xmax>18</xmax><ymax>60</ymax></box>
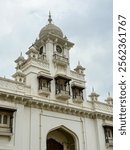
<box><xmin>14</xmin><ymin>104</ymin><xmax>24</xmax><ymax>150</ymax></box>
<box><xmin>49</xmin><ymin>79</ymin><xmax>56</xmax><ymax>99</ymax></box>
<box><xmin>46</xmin><ymin>40</ymin><xmax>55</xmax><ymax>76</ymax></box>
<box><xmin>40</xmin><ymin>110</ymin><xmax>85</xmax><ymax>150</ymax></box>
<box><xmin>84</xmin><ymin>118</ymin><xmax>98</xmax><ymax>150</ymax></box>
<box><xmin>23</xmin><ymin>106</ymin><xmax>30</xmax><ymax>150</ymax></box>
<box><xmin>24</xmin><ymin>69</ymin><xmax>39</xmax><ymax>95</ymax></box>
<box><xmin>30</xmin><ymin>108</ymin><xmax>40</xmax><ymax>150</ymax></box>
<box><xmin>13</xmin><ymin>105</ymin><xmax>41</xmax><ymax>150</ymax></box>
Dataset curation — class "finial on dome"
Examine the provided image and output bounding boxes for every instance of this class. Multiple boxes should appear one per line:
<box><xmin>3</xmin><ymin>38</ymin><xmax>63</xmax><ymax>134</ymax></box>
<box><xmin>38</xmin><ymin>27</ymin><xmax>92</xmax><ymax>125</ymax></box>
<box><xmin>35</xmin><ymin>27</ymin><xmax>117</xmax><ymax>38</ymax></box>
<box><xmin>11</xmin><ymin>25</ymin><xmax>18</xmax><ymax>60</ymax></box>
<box><xmin>92</xmin><ymin>87</ymin><xmax>94</xmax><ymax>92</ymax></box>
<box><xmin>108</xmin><ymin>92</ymin><xmax>110</xmax><ymax>97</ymax></box>
<box><xmin>20</xmin><ymin>52</ymin><xmax>22</xmax><ymax>56</ymax></box>
<box><xmin>48</xmin><ymin>11</ymin><xmax>52</xmax><ymax>24</ymax></box>
<box><xmin>78</xmin><ymin>61</ymin><xmax>80</xmax><ymax>66</ymax></box>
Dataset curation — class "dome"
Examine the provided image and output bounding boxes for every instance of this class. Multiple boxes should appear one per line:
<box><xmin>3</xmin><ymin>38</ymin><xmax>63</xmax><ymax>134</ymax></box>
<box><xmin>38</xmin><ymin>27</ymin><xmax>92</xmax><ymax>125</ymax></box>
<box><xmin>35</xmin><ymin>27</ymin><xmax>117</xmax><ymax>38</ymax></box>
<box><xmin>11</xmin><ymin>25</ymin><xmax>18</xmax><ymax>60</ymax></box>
<box><xmin>39</xmin><ymin>13</ymin><xmax>63</xmax><ymax>38</ymax></box>
<box><xmin>39</xmin><ymin>24</ymin><xmax>63</xmax><ymax>38</ymax></box>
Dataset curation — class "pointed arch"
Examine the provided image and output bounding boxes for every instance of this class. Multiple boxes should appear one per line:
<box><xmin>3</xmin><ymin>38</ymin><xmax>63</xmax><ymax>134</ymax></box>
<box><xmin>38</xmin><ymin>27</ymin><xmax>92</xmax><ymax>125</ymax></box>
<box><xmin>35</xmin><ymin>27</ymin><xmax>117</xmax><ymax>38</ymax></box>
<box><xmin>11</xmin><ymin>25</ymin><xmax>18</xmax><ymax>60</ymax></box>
<box><xmin>46</xmin><ymin>125</ymin><xmax>79</xmax><ymax>150</ymax></box>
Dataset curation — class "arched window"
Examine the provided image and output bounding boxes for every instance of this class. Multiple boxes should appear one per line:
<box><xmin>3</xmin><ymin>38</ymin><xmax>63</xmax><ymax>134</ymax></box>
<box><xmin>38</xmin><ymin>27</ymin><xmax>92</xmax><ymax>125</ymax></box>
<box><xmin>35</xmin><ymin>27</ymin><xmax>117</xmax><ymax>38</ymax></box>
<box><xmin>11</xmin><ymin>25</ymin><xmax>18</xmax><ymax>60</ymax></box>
<box><xmin>3</xmin><ymin>115</ymin><xmax>8</xmax><ymax>124</ymax></box>
<box><xmin>19</xmin><ymin>78</ymin><xmax>22</xmax><ymax>82</ymax></box>
<box><xmin>39</xmin><ymin>46</ymin><xmax>43</xmax><ymax>55</ymax></box>
<box><xmin>0</xmin><ymin>109</ymin><xmax>16</xmax><ymax>135</ymax></box>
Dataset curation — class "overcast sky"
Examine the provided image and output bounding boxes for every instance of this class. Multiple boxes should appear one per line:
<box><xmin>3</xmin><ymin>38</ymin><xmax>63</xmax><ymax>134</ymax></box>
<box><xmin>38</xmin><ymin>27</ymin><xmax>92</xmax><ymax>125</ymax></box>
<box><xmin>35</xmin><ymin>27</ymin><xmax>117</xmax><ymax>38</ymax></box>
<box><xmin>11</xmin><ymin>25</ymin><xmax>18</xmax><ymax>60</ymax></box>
<box><xmin>0</xmin><ymin>0</ymin><xmax>112</xmax><ymax>101</ymax></box>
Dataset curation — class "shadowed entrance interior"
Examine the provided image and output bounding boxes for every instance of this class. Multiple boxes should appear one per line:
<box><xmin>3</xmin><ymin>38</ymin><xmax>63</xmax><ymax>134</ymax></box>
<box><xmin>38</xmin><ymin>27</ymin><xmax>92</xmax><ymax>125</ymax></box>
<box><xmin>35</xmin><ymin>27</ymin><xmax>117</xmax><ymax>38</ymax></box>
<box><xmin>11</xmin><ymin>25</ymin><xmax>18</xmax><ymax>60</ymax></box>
<box><xmin>47</xmin><ymin>127</ymin><xmax>75</xmax><ymax>150</ymax></box>
<box><xmin>47</xmin><ymin>138</ymin><xmax>63</xmax><ymax>150</ymax></box>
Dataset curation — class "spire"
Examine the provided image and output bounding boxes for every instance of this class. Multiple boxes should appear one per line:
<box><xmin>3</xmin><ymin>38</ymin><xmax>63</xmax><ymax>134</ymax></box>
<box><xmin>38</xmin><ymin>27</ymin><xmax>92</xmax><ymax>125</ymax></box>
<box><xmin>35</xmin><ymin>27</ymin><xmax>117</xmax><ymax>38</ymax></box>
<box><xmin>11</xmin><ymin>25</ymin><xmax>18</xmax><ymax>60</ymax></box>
<box><xmin>48</xmin><ymin>11</ymin><xmax>52</xmax><ymax>24</ymax></box>
<box><xmin>20</xmin><ymin>52</ymin><xmax>22</xmax><ymax>57</ymax></box>
<box><xmin>92</xmin><ymin>87</ymin><xmax>94</xmax><ymax>92</ymax></box>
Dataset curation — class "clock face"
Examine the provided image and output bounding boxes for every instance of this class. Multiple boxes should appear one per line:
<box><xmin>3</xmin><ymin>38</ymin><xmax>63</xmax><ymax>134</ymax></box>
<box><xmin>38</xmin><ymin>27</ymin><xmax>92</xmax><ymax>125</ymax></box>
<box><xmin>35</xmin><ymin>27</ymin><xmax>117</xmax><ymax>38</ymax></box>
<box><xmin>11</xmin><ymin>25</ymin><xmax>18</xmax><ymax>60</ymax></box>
<box><xmin>56</xmin><ymin>45</ymin><xmax>62</xmax><ymax>53</ymax></box>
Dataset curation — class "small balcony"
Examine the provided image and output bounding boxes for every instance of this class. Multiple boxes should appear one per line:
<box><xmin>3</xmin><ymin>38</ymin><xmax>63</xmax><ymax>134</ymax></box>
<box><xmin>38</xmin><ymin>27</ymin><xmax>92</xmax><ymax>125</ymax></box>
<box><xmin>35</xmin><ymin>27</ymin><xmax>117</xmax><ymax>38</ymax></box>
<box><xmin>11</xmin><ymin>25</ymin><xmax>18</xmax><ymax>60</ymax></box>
<box><xmin>56</xmin><ymin>90</ymin><xmax>70</xmax><ymax>100</ymax></box>
<box><xmin>73</xmin><ymin>96</ymin><xmax>83</xmax><ymax>103</ymax></box>
<box><xmin>0</xmin><ymin>110</ymin><xmax>14</xmax><ymax>137</ymax></box>
<box><xmin>38</xmin><ymin>87</ymin><xmax>50</xmax><ymax>96</ymax></box>
<box><xmin>38</xmin><ymin>73</ymin><xmax>53</xmax><ymax>97</ymax></box>
<box><xmin>71</xmin><ymin>83</ymin><xmax>84</xmax><ymax>103</ymax></box>
<box><xmin>106</xmin><ymin>138</ymin><xmax>113</xmax><ymax>147</ymax></box>
<box><xmin>0</xmin><ymin>127</ymin><xmax>13</xmax><ymax>136</ymax></box>
<box><xmin>55</xmin><ymin>74</ymin><xmax>71</xmax><ymax>100</ymax></box>
<box><xmin>53</xmin><ymin>54</ymin><xmax>69</xmax><ymax>66</ymax></box>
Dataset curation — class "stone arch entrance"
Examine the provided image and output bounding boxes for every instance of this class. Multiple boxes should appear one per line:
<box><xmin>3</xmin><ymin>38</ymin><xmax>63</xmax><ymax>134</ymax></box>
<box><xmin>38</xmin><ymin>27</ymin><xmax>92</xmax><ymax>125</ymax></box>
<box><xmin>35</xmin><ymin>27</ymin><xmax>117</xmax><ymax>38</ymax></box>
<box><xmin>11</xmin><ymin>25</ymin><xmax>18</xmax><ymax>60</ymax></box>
<box><xmin>46</xmin><ymin>126</ymin><xmax>78</xmax><ymax>150</ymax></box>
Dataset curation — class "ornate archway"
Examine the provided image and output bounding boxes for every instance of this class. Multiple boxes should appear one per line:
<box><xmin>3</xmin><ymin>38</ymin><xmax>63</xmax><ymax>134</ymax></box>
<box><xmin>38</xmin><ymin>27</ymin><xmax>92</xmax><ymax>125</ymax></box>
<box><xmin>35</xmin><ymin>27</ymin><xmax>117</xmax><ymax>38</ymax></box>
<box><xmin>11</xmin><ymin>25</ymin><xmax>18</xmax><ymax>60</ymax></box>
<box><xmin>46</xmin><ymin>126</ymin><xmax>78</xmax><ymax>150</ymax></box>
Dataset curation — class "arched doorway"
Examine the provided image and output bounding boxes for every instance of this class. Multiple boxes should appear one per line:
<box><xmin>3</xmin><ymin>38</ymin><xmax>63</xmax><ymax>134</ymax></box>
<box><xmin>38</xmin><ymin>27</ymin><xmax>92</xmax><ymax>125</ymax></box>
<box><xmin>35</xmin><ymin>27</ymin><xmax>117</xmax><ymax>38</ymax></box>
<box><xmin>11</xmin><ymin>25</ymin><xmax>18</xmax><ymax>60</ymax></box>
<box><xmin>46</xmin><ymin>126</ymin><xmax>77</xmax><ymax>150</ymax></box>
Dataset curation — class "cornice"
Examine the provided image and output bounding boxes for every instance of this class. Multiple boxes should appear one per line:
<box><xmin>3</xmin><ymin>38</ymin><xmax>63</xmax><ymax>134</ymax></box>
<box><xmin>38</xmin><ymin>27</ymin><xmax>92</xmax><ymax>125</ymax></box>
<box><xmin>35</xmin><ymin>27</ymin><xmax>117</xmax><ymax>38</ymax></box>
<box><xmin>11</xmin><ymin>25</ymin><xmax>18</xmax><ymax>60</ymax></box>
<box><xmin>0</xmin><ymin>91</ymin><xmax>31</xmax><ymax>104</ymax></box>
<box><xmin>0</xmin><ymin>77</ymin><xmax>24</xmax><ymax>85</ymax></box>
<box><xmin>0</xmin><ymin>91</ymin><xmax>112</xmax><ymax>121</ymax></box>
<box><xmin>70</xmin><ymin>70</ymin><xmax>85</xmax><ymax>82</ymax></box>
<box><xmin>35</xmin><ymin>33</ymin><xmax>74</xmax><ymax>48</ymax></box>
<box><xmin>20</xmin><ymin>58</ymin><xmax>49</xmax><ymax>72</ymax></box>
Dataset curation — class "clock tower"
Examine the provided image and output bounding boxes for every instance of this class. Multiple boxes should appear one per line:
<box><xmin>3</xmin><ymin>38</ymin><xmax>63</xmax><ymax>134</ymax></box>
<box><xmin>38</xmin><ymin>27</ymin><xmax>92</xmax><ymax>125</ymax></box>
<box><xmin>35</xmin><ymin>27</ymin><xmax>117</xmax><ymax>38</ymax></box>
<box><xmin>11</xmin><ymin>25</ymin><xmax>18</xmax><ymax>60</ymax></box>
<box><xmin>13</xmin><ymin>12</ymin><xmax>86</xmax><ymax>103</ymax></box>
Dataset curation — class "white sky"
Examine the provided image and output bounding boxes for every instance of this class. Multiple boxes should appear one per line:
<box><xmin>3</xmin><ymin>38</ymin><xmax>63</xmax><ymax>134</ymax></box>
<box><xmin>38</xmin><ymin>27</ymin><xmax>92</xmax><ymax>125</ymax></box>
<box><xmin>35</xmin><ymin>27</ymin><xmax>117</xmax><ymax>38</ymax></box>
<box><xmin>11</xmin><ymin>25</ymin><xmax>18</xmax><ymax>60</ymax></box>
<box><xmin>0</xmin><ymin>0</ymin><xmax>112</xmax><ymax>101</ymax></box>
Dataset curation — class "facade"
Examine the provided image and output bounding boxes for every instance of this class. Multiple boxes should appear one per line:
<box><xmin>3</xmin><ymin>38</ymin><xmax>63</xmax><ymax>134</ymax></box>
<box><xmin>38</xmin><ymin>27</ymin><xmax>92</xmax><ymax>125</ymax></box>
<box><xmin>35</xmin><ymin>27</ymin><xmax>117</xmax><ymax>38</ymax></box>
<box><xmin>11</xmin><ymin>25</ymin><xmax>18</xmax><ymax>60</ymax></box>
<box><xmin>0</xmin><ymin>13</ymin><xmax>113</xmax><ymax>150</ymax></box>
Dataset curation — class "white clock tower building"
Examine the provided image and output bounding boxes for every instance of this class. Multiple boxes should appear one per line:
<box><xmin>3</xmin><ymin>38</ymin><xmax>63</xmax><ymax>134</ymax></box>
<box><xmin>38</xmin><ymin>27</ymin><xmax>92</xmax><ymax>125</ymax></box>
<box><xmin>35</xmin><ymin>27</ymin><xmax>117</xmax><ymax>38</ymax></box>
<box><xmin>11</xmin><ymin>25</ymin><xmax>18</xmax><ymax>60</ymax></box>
<box><xmin>0</xmin><ymin>13</ymin><xmax>113</xmax><ymax>150</ymax></box>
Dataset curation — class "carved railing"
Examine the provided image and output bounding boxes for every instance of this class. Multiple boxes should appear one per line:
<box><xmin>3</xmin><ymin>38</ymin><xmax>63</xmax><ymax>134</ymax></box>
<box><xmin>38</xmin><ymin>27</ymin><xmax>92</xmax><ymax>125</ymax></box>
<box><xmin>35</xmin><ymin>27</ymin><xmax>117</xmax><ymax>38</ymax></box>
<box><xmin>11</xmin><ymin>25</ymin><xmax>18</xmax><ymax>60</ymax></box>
<box><xmin>106</xmin><ymin>138</ymin><xmax>113</xmax><ymax>147</ymax></box>
<box><xmin>70</xmin><ymin>71</ymin><xmax>84</xmax><ymax>80</ymax></box>
<box><xmin>56</xmin><ymin>89</ymin><xmax>70</xmax><ymax>100</ymax></box>
<box><xmin>73</xmin><ymin>95</ymin><xmax>83</xmax><ymax>103</ymax></box>
<box><xmin>38</xmin><ymin>85</ymin><xmax>51</xmax><ymax>96</ymax></box>
<box><xmin>20</xmin><ymin>58</ymin><xmax>49</xmax><ymax>70</ymax></box>
<box><xmin>94</xmin><ymin>102</ymin><xmax>113</xmax><ymax>114</ymax></box>
<box><xmin>53</xmin><ymin>54</ymin><xmax>69</xmax><ymax>64</ymax></box>
<box><xmin>0</xmin><ymin>77</ymin><xmax>31</xmax><ymax>95</ymax></box>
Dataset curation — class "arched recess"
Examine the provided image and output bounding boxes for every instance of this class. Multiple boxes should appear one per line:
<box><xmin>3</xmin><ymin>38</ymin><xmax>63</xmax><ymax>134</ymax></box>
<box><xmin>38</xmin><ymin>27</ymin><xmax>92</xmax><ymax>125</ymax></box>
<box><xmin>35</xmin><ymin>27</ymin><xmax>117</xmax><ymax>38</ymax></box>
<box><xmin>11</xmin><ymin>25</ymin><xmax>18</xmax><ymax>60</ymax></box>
<box><xmin>46</xmin><ymin>125</ymin><xmax>79</xmax><ymax>150</ymax></box>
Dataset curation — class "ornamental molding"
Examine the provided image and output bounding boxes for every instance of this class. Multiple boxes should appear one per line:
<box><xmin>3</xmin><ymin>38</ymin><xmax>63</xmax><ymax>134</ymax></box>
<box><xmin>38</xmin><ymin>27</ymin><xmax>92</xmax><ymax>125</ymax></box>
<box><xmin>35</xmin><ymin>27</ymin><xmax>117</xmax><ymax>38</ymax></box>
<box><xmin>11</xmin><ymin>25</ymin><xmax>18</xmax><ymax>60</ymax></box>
<box><xmin>36</xmin><ymin>33</ymin><xmax>74</xmax><ymax>48</ymax></box>
<box><xmin>0</xmin><ymin>91</ymin><xmax>112</xmax><ymax>121</ymax></box>
<box><xmin>70</xmin><ymin>70</ymin><xmax>85</xmax><ymax>82</ymax></box>
<box><xmin>21</xmin><ymin>58</ymin><xmax>49</xmax><ymax>72</ymax></box>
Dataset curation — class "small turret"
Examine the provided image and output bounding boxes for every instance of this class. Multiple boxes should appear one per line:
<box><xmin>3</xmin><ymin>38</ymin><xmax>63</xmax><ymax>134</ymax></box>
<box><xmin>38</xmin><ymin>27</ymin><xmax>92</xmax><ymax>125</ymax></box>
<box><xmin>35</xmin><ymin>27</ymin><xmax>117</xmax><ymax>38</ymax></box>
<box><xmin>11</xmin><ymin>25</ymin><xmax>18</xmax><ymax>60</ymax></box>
<box><xmin>15</xmin><ymin>52</ymin><xmax>25</xmax><ymax>68</ymax></box>
<box><xmin>74</xmin><ymin>61</ymin><xmax>85</xmax><ymax>74</ymax></box>
<box><xmin>105</xmin><ymin>92</ymin><xmax>113</xmax><ymax>105</ymax></box>
<box><xmin>12</xmin><ymin>68</ymin><xmax>25</xmax><ymax>83</ymax></box>
<box><xmin>89</xmin><ymin>88</ymin><xmax>99</xmax><ymax>101</ymax></box>
<box><xmin>26</xmin><ymin>45</ymin><xmax>38</xmax><ymax>59</ymax></box>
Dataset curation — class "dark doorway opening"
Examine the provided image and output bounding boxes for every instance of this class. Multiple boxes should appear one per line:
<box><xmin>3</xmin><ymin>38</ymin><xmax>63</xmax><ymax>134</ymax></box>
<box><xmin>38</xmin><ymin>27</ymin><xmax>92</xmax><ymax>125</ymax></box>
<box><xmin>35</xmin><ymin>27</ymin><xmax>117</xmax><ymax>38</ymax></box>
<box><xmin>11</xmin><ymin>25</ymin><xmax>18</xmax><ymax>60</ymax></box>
<box><xmin>47</xmin><ymin>138</ymin><xmax>63</xmax><ymax>150</ymax></box>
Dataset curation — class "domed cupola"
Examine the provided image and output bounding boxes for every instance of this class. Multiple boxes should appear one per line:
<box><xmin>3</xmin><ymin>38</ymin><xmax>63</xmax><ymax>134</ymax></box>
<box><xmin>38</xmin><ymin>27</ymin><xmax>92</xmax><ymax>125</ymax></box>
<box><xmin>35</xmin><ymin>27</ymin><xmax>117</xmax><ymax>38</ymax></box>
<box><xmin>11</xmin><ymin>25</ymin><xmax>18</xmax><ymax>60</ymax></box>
<box><xmin>39</xmin><ymin>12</ymin><xmax>63</xmax><ymax>38</ymax></box>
